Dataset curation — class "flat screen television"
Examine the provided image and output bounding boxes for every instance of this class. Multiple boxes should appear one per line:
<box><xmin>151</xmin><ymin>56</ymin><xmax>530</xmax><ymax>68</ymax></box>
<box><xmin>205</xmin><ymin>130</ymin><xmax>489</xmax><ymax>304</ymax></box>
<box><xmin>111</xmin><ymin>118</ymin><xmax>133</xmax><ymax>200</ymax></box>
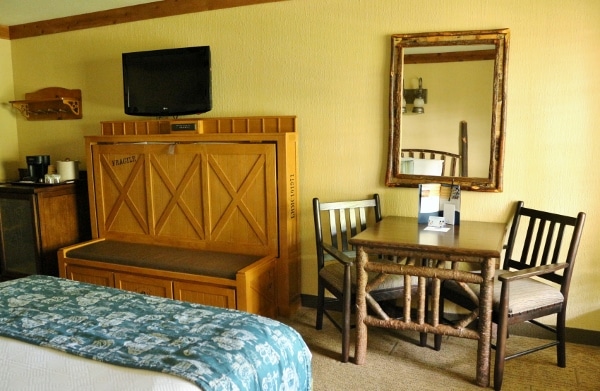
<box><xmin>122</xmin><ymin>46</ymin><xmax>212</xmax><ymax>117</ymax></box>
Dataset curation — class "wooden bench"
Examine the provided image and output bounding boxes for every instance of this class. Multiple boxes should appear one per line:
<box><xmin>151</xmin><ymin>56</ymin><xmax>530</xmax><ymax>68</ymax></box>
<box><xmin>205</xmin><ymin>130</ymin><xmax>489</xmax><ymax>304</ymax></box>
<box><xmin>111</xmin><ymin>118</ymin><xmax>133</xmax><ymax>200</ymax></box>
<box><xmin>60</xmin><ymin>239</ymin><xmax>277</xmax><ymax>316</ymax></box>
<box><xmin>58</xmin><ymin>116</ymin><xmax>300</xmax><ymax>317</ymax></box>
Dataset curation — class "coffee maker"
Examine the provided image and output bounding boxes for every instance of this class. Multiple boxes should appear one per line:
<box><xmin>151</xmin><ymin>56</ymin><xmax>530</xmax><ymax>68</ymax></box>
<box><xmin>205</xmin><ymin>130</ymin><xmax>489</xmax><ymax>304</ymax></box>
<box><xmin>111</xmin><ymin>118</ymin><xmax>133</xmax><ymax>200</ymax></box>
<box><xmin>24</xmin><ymin>155</ymin><xmax>51</xmax><ymax>183</ymax></box>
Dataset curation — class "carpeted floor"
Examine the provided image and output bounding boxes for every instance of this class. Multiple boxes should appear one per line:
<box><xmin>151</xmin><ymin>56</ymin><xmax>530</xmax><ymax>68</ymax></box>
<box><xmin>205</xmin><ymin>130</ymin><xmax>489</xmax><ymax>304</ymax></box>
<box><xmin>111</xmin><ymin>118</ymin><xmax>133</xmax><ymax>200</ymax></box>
<box><xmin>281</xmin><ymin>307</ymin><xmax>600</xmax><ymax>390</ymax></box>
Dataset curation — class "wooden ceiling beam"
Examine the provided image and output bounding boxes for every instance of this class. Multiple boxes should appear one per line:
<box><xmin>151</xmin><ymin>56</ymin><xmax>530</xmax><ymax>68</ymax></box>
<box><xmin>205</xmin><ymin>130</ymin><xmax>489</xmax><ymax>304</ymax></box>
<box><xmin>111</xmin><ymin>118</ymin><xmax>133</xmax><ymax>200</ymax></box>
<box><xmin>0</xmin><ymin>25</ymin><xmax>9</xmax><ymax>40</ymax></box>
<box><xmin>8</xmin><ymin>0</ymin><xmax>285</xmax><ymax>40</ymax></box>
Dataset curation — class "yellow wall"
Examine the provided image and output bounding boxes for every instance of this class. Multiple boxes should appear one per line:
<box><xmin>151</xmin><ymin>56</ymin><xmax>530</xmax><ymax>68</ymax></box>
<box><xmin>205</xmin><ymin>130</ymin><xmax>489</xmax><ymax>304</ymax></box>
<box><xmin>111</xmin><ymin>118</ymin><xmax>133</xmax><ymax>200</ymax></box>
<box><xmin>6</xmin><ymin>0</ymin><xmax>600</xmax><ymax>330</ymax></box>
<box><xmin>0</xmin><ymin>38</ymin><xmax>18</xmax><ymax>181</ymax></box>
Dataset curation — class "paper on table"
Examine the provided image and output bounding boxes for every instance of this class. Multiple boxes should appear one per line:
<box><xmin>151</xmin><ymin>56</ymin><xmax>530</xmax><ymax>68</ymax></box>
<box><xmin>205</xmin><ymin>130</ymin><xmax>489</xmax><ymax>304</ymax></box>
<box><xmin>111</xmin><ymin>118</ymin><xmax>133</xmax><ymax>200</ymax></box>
<box><xmin>424</xmin><ymin>226</ymin><xmax>451</xmax><ymax>232</ymax></box>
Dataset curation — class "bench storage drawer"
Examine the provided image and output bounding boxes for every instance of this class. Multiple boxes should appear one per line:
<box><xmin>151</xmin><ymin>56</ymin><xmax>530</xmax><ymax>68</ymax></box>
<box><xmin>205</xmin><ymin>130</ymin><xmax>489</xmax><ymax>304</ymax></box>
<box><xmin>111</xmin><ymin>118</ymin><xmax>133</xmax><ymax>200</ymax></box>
<box><xmin>175</xmin><ymin>281</ymin><xmax>236</xmax><ymax>309</ymax></box>
<box><xmin>64</xmin><ymin>264</ymin><xmax>114</xmax><ymax>287</ymax></box>
<box><xmin>115</xmin><ymin>272</ymin><xmax>174</xmax><ymax>299</ymax></box>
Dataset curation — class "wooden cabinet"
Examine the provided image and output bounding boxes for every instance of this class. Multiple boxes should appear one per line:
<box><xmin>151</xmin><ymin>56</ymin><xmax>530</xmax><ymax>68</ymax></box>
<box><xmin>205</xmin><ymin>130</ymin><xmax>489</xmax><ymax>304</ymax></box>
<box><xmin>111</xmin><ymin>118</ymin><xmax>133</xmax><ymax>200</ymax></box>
<box><xmin>0</xmin><ymin>183</ymin><xmax>89</xmax><ymax>280</ymax></box>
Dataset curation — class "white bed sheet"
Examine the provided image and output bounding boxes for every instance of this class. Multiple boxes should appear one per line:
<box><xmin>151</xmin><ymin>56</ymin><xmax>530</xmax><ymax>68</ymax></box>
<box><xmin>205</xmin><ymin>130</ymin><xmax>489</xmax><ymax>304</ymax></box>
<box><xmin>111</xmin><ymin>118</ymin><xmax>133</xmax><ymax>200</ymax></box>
<box><xmin>0</xmin><ymin>336</ymin><xmax>200</xmax><ymax>391</ymax></box>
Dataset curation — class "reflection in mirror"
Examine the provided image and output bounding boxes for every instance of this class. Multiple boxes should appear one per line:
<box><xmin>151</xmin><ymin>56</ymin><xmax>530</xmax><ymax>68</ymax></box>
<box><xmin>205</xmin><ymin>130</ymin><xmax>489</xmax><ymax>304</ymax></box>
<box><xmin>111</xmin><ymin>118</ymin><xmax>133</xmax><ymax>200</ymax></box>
<box><xmin>385</xmin><ymin>29</ymin><xmax>510</xmax><ymax>192</ymax></box>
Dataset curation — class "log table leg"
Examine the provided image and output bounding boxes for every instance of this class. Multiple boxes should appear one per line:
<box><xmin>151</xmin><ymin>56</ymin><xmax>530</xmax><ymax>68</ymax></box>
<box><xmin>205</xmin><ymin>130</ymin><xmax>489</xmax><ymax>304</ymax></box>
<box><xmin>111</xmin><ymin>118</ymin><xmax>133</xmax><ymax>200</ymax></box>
<box><xmin>475</xmin><ymin>257</ymin><xmax>496</xmax><ymax>387</ymax></box>
<box><xmin>354</xmin><ymin>246</ymin><xmax>369</xmax><ymax>365</ymax></box>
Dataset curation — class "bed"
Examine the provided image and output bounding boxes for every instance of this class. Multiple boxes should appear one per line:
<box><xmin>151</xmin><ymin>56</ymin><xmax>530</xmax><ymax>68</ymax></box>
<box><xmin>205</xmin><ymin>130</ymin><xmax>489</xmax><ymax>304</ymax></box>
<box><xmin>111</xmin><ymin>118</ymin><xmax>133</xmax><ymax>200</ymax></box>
<box><xmin>0</xmin><ymin>275</ymin><xmax>312</xmax><ymax>390</ymax></box>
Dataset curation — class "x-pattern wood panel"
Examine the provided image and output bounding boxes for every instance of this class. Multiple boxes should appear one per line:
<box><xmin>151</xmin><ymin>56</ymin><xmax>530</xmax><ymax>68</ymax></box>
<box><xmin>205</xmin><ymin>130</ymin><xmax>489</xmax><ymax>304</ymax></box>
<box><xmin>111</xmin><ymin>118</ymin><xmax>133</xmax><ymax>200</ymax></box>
<box><xmin>150</xmin><ymin>153</ymin><xmax>205</xmax><ymax>240</ymax></box>
<box><xmin>93</xmin><ymin>142</ymin><xmax>277</xmax><ymax>254</ymax></box>
<box><xmin>207</xmin><ymin>152</ymin><xmax>268</xmax><ymax>245</ymax></box>
<box><xmin>98</xmin><ymin>151</ymin><xmax>148</xmax><ymax>236</ymax></box>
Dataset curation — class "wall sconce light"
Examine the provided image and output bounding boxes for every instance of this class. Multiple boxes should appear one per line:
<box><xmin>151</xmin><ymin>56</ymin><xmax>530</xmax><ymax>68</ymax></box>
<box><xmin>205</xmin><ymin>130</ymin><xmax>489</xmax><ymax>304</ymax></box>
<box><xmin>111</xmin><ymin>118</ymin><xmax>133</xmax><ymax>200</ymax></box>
<box><xmin>403</xmin><ymin>77</ymin><xmax>427</xmax><ymax>114</ymax></box>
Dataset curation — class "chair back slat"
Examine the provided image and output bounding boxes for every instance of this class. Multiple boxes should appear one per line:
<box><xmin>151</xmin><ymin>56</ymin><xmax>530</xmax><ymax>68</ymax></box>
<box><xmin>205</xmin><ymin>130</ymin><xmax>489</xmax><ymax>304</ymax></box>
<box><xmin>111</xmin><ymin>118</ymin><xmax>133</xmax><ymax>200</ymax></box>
<box><xmin>541</xmin><ymin>220</ymin><xmax>557</xmax><ymax>266</ymax></box>
<box><xmin>349</xmin><ymin>207</ymin><xmax>359</xmax><ymax>238</ymax></box>
<box><xmin>550</xmin><ymin>223</ymin><xmax>566</xmax><ymax>266</ymax></box>
<box><xmin>519</xmin><ymin>218</ymin><xmax>536</xmax><ymax>267</ymax></box>
<box><xmin>503</xmin><ymin>201</ymin><xmax>586</xmax><ymax>289</ymax></box>
<box><xmin>328</xmin><ymin>209</ymin><xmax>340</xmax><ymax>250</ymax></box>
<box><xmin>358</xmin><ymin>207</ymin><xmax>368</xmax><ymax>232</ymax></box>
<box><xmin>531</xmin><ymin>218</ymin><xmax>546</xmax><ymax>266</ymax></box>
<box><xmin>338</xmin><ymin>208</ymin><xmax>350</xmax><ymax>251</ymax></box>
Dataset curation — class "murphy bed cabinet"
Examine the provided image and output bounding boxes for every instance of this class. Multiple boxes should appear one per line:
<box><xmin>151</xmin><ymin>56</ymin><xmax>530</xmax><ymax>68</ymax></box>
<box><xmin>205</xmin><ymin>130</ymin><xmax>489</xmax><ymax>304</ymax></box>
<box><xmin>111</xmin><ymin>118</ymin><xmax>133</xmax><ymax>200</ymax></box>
<box><xmin>60</xmin><ymin>117</ymin><xmax>300</xmax><ymax>316</ymax></box>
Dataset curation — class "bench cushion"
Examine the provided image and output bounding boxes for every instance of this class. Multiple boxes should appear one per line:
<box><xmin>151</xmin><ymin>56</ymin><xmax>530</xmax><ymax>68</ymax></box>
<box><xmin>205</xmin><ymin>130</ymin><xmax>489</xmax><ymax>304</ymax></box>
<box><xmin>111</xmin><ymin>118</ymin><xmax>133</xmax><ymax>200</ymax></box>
<box><xmin>66</xmin><ymin>240</ymin><xmax>263</xmax><ymax>280</ymax></box>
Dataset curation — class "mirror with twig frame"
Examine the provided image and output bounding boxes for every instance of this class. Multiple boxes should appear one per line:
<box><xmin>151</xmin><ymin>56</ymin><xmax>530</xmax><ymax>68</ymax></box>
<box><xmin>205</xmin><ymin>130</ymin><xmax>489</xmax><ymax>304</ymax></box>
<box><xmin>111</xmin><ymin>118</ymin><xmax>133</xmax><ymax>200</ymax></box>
<box><xmin>385</xmin><ymin>29</ymin><xmax>510</xmax><ymax>192</ymax></box>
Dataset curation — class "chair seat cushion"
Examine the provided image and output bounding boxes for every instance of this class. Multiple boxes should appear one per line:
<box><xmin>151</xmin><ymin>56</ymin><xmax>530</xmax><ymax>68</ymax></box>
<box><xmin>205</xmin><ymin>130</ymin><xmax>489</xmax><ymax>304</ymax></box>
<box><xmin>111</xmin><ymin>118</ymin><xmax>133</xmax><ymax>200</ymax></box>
<box><xmin>319</xmin><ymin>259</ymin><xmax>407</xmax><ymax>292</ymax></box>
<box><xmin>444</xmin><ymin>270</ymin><xmax>564</xmax><ymax>316</ymax></box>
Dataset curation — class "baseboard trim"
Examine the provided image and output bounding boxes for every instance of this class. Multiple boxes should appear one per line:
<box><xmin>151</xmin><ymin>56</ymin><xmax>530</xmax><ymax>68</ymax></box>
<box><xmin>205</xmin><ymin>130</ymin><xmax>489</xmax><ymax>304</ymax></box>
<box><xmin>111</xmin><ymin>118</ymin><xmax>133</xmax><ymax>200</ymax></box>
<box><xmin>300</xmin><ymin>294</ymin><xmax>600</xmax><ymax>347</ymax></box>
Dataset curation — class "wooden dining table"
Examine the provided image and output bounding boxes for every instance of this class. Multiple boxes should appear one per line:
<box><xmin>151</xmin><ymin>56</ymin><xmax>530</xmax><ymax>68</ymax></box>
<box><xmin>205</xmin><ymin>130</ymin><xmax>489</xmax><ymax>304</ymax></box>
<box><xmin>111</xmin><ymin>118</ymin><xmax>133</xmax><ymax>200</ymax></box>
<box><xmin>350</xmin><ymin>216</ymin><xmax>507</xmax><ymax>387</ymax></box>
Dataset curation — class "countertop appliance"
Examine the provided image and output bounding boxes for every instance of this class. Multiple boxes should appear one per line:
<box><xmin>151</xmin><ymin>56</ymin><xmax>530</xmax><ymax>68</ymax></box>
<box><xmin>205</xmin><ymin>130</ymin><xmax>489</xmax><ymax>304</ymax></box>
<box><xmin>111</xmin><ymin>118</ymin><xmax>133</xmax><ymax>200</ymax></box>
<box><xmin>25</xmin><ymin>155</ymin><xmax>50</xmax><ymax>183</ymax></box>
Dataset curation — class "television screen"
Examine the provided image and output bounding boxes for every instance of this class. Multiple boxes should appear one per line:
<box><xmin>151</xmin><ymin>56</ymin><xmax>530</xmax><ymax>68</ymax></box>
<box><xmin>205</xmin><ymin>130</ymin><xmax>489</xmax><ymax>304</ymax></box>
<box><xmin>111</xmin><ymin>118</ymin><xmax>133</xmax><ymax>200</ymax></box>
<box><xmin>122</xmin><ymin>46</ymin><xmax>212</xmax><ymax>117</ymax></box>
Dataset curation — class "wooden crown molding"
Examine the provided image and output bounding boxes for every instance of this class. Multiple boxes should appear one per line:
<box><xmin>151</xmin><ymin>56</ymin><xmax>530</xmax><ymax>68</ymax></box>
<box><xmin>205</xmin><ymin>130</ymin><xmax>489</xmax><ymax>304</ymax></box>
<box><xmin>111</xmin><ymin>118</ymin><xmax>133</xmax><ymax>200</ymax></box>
<box><xmin>8</xmin><ymin>0</ymin><xmax>285</xmax><ymax>40</ymax></box>
<box><xmin>0</xmin><ymin>25</ymin><xmax>9</xmax><ymax>40</ymax></box>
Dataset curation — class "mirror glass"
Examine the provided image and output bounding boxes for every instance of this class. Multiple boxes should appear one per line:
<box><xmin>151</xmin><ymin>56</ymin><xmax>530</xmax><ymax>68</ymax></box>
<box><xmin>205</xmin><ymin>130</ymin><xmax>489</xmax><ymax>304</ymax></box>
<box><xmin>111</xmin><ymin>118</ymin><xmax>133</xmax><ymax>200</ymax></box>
<box><xmin>385</xmin><ymin>29</ymin><xmax>510</xmax><ymax>191</ymax></box>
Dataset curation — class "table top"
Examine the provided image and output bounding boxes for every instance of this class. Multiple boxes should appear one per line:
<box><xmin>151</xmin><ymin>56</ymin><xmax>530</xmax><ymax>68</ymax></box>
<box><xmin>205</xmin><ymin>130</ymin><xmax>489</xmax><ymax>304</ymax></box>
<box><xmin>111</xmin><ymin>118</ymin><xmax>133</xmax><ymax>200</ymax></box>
<box><xmin>349</xmin><ymin>216</ymin><xmax>507</xmax><ymax>259</ymax></box>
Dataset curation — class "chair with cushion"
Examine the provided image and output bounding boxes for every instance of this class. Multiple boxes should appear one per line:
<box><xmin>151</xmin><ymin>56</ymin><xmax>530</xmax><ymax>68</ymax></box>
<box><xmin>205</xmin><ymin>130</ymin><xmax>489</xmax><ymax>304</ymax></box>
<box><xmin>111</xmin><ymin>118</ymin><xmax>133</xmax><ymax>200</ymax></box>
<box><xmin>434</xmin><ymin>201</ymin><xmax>586</xmax><ymax>390</ymax></box>
<box><xmin>313</xmin><ymin>194</ymin><xmax>420</xmax><ymax>362</ymax></box>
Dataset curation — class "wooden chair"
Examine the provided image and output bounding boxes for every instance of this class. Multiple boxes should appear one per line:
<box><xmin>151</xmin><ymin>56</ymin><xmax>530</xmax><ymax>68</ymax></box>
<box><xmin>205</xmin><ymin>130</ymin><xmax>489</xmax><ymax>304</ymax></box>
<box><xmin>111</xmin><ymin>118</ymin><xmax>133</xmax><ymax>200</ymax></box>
<box><xmin>313</xmin><ymin>194</ymin><xmax>419</xmax><ymax>362</ymax></box>
<box><xmin>401</xmin><ymin>148</ymin><xmax>462</xmax><ymax>176</ymax></box>
<box><xmin>434</xmin><ymin>201</ymin><xmax>586</xmax><ymax>390</ymax></box>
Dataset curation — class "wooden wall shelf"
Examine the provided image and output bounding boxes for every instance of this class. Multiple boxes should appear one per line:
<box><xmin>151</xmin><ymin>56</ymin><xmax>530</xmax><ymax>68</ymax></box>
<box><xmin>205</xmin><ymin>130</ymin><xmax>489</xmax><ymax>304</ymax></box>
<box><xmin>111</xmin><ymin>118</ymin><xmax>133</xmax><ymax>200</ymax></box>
<box><xmin>10</xmin><ymin>87</ymin><xmax>82</xmax><ymax>121</ymax></box>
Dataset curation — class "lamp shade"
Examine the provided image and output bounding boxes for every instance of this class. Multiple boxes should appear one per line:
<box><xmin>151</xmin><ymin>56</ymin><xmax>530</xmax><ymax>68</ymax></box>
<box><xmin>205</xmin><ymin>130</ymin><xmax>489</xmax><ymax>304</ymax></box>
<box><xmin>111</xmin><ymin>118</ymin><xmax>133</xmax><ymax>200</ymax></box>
<box><xmin>412</xmin><ymin>96</ymin><xmax>425</xmax><ymax>114</ymax></box>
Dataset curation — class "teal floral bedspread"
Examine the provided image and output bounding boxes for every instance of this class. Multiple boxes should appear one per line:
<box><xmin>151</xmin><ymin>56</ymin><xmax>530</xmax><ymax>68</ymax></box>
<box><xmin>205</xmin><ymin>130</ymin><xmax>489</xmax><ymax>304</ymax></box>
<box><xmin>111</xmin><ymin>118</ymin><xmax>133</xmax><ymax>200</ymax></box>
<box><xmin>0</xmin><ymin>275</ymin><xmax>311</xmax><ymax>390</ymax></box>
